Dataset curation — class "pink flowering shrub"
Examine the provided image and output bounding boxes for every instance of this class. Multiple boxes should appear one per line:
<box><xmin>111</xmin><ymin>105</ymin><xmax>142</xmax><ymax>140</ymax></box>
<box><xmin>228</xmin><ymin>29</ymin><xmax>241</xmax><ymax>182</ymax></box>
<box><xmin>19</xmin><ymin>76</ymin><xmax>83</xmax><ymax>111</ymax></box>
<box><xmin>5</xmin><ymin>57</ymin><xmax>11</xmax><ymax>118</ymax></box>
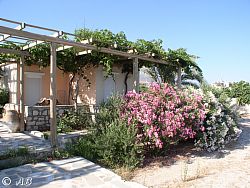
<box><xmin>121</xmin><ymin>83</ymin><xmax>206</xmax><ymax>150</ymax></box>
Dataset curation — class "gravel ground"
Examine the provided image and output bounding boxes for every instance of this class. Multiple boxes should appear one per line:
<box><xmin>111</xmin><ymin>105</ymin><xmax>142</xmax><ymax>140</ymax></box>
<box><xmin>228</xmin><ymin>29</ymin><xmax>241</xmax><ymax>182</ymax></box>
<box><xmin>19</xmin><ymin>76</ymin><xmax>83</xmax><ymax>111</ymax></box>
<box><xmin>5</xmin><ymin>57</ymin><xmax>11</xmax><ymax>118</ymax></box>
<box><xmin>132</xmin><ymin>116</ymin><xmax>250</xmax><ymax>188</ymax></box>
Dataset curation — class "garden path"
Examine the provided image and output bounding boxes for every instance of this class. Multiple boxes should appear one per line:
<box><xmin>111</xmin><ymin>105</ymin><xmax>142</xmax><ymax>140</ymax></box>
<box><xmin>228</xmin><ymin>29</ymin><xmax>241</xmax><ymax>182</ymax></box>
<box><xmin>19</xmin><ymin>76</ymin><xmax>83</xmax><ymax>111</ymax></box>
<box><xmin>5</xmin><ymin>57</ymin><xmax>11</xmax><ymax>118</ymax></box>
<box><xmin>132</xmin><ymin>116</ymin><xmax>250</xmax><ymax>188</ymax></box>
<box><xmin>0</xmin><ymin>157</ymin><xmax>146</xmax><ymax>188</ymax></box>
<box><xmin>0</xmin><ymin>120</ymin><xmax>51</xmax><ymax>155</ymax></box>
<box><xmin>0</xmin><ymin>121</ymin><xmax>146</xmax><ymax>188</ymax></box>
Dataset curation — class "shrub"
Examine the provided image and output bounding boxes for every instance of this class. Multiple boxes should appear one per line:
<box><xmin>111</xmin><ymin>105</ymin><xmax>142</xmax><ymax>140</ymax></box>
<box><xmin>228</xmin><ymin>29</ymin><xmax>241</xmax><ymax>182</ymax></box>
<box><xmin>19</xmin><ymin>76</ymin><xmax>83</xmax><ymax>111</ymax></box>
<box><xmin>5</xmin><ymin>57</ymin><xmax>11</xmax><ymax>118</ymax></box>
<box><xmin>0</xmin><ymin>88</ymin><xmax>9</xmax><ymax>106</ymax></box>
<box><xmin>0</xmin><ymin>146</ymin><xmax>29</xmax><ymax>160</ymax></box>
<box><xmin>0</xmin><ymin>88</ymin><xmax>9</xmax><ymax>114</ymax></box>
<box><xmin>69</xmin><ymin>134</ymin><xmax>98</xmax><ymax>161</ymax></box>
<box><xmin>121</xmin><ymin>83</ymin><xmax>206</xmax><ymax>152</ymax></box>
<box><xmin>70</xmin><ymin>95</ymin><xmax>144</xmax><ymax>169</ymax></box>
<box><xmin>57</xmin><ymin>110</ymin><xmax>92</xmax><ymax>133</ymax></box>
<box><xmin>95</xmin><ymin>120</ymin><xmax>143</xmax><ymax>168</ymax></box>
<box><xmin>194</xmin><ymin>85</ymin><xmax>241</xmax><ymax>152</ymax></box>
<box><xmin>224</xmin><ymin>81</ymin><xmax>250</xmax><ymax>105</ymax></box>
<box><xmin>94</xmin><ymin>94</ymin><xmax>123</xmax><ymax>129</ymax></box>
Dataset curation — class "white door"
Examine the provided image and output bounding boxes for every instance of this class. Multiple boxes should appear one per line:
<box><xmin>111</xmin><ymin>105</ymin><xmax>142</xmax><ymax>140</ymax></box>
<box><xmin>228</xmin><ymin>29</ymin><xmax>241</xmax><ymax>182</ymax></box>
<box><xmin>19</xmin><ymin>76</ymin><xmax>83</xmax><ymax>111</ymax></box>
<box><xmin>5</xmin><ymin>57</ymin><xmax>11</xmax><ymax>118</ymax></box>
<box><xmin>24</xmin><ymin>73</ymin><xmax>43</xmax><ymax>106</ymax></box>
<box><xmin>103</xmin><ymin>76</ymin><xmax>115</xmax><ymax>100</ymax></box>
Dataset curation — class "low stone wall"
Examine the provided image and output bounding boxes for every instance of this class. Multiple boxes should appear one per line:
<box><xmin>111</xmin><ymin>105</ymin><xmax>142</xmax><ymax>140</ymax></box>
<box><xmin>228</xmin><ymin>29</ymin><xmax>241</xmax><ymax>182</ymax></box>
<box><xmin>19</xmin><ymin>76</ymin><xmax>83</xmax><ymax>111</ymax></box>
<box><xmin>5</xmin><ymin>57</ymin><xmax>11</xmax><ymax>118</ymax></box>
<box><xmin>25</xmin><ymin>105</ymin><xmax>75</xmax><ymax>131</ymax></box>
<box><xmin>24</xmin><ymin>104</ymin><xmax>98</xmax><ymax>131</ymax></box>
<box><xmin>3</xmin><ymin>103</ymin><xmax>98</xmax><ymax>132</ymax></box>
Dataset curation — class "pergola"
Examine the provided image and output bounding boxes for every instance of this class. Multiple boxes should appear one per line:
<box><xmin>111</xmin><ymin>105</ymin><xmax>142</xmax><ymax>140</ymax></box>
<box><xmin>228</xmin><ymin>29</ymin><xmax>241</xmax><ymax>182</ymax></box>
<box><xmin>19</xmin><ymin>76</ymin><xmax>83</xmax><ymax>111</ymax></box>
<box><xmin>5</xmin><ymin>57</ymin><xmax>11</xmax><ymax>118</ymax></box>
<box><xmin>0</xmin><ymin>18</ymin><xmax>169</xmax><ymax>148</ymax></box>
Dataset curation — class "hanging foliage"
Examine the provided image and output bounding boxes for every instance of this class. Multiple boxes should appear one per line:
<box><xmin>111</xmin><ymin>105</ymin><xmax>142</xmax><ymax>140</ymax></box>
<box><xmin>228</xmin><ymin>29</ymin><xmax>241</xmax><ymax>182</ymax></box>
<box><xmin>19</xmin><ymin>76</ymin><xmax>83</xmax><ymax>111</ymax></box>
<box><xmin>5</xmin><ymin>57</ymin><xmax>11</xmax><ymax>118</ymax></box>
<box><xmin>0</xmin><ymin>27</ymin><xmax>203</xmax><ymax>103</ymax></box>
<box><xmin>0</xmin><ymin>42</ymin><xmax>21</xmax><ymax>63</ymax></box>
<box><xmin>0</xmin><ymin>28</ymin><xmax>168</xmax><ymax>75</ymax></box>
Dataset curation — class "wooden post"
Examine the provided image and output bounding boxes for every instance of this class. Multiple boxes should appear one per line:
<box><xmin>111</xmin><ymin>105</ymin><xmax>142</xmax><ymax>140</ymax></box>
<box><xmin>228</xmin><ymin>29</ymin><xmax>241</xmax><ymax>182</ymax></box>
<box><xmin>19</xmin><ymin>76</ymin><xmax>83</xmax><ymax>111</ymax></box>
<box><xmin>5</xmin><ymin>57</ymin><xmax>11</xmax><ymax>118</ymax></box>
<box><xmin>50</xmin><ymin>42</ymin><xmax>57</xmax><ymax>148</ymax></box>
<box><xmin>19</xmin><ymin>55</ymin><xmax>25</xmax><ymax>132</ymax></box>
<box><xmin>177</xmin><ymin>66</ymin><xmax>182</xmax><ymax>88</ymax></box>
<box><xmin>133</xmin><ymin>57</ymin><xmax>139</xmax><ymax>93</ymax></box>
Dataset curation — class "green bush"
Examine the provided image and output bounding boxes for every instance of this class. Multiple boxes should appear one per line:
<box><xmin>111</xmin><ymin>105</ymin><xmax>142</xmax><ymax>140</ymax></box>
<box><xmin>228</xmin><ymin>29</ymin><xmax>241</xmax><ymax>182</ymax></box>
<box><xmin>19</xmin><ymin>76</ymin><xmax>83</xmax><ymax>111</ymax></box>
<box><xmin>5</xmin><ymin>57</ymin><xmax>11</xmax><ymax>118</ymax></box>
<box><xmin>224</xmin><ymin>81</ymin><xmax>250</xmax><ymax>105</ymax></box>
<box><xmin>69</xmin><ymin>95</ymin><xmax>144</xmax><ymax>169</ymax></box>
<box><xmin>0</xmin><ymin>147</ymin><xmax>29</xmax><ymax>160</ymax></box>
<box><xmin>0</xmin><ymin>88</ymin><xmax>9</xmax><ymax>113</ymax></box>
<box><xmin>96</xmin><ymin>121</ymin><xmax>143</xmax><ymax>169</ymax></box>
<box><xmin>94</xmin><ymin>94</ymin><xmax>123</xmax><ymax>128</ymax></box>
<box><xmin>70</xmin><ymin>120</ymin><xmax>143</xmax><ymax>169</ymax></box>
<box><xmin>57</xmin><ymin>110</ymin><xmax>93</xmax><ymax>133</ymax></box>
<box><xmin>0</xmin><ymin>88</ymin><xmax>9</xmax><ymax>106</ymax></box>
<box><xmin>69</xmin><ymin>134</ymin><xmax>98</xmax><ymax>161</ymax></box>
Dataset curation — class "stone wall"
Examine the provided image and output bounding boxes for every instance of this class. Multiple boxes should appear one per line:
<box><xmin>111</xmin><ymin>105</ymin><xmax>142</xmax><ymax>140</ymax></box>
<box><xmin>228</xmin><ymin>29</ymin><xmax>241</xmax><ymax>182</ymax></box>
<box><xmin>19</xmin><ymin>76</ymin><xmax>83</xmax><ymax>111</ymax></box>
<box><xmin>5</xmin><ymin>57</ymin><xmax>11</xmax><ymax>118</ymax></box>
<box><xmin>25</xmin><ymin>105</ymin><xmax>75</xmax><ymax>131</ymax></box>
<box><xmin>3</xmin><ymin>103</ymin><xmax>98</xmax><ymax>131</ymax></box>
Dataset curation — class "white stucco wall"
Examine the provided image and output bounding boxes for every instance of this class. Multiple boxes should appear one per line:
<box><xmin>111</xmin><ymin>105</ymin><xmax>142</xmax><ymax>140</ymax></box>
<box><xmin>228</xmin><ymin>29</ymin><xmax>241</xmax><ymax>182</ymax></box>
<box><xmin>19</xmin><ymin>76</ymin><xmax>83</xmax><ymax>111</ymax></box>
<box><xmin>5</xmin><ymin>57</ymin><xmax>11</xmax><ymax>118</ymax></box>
<box><xmin>95</xmin><ymin>65</ymin><xmax>105</xmax><ymax>105</ymax></box>
<box><xmin>95</xmin><ymin>64</ymin><xmax>134</xmax><ymax>105</ymax></box>
<box><xmin>4</xmin><ymin>63</ymin><xmax>19</xmax><ymax>104</ymax></box>
<box><xmin>3</xmin><ymin>63</ymin><xmax>135</xmax><ymax>107</ymax></box>
<box><xmin>3</xmin><ymin>64</ymin><xmax>70</xmax><ymax>106</ymax></box>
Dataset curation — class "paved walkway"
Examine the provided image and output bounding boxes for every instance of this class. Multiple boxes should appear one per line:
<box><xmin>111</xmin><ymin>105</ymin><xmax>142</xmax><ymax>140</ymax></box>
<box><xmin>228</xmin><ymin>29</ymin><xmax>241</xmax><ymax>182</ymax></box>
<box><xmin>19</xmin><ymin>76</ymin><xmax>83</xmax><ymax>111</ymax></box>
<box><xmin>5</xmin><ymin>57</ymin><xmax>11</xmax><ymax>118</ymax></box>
<box><xmin>0</xmin><ymin>157</ymin><xmax>146</xmax><ymax>188</ymax></box>
<box><xmin>0</xmin><ymin>121</ymin><xmax>146</xmax><ymax>187</ymax></box>
<box><xmin>0</xmin><ymin>121</ymin><xmax>51</xmax><ymax>155</ymax></box>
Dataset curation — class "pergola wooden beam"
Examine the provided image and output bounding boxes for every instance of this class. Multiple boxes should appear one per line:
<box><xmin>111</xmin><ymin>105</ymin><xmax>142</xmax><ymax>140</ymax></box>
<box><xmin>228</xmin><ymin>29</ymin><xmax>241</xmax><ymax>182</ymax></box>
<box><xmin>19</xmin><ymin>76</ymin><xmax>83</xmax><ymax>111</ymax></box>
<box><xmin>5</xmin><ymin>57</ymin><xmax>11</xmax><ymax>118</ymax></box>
<box><xmin>50</xmin><ymin>42</ymin><xmax>57</xmax><ymax>148</ymax></box>
<box><xmin>133</xmin><ymin>57</ymin><xmax>139</xmax><ymax>92</ymax></box>
<box><xmin>22</xmin><ymin>31</ymin><xmax>63</xmax><ymax>50</ymax></box>
<box><xmin>0</xmin><ymin>47</ymin><xmax>30</xmax><ymax>56</ymax></box>
<box><xmin>56</xmin><ymin>38</ymin><xmax>92</xmax><ymax>55</ymax></box>
<box><xmin>0</xmin><ymin>26</ymin><xmax>169</xmax><ymax>65</ymax></box>
<box><xmin>77</xmin><ymin>50</ymin><xmax>92</xmax><ymax>56</ymax></box>
<box><xmin>0</xmin><ymin>23</ymin><xmax>25</xmax><ymax>42</ymax></box>
<box><xmin>19</xmin><ymin>55</ymin><xmax>25</xmax><ymax>132</ymax></box>
<box><xmin>56</xmin><ymin>38</ymin><xmax>93</xmax><ymax>51</ymax></box>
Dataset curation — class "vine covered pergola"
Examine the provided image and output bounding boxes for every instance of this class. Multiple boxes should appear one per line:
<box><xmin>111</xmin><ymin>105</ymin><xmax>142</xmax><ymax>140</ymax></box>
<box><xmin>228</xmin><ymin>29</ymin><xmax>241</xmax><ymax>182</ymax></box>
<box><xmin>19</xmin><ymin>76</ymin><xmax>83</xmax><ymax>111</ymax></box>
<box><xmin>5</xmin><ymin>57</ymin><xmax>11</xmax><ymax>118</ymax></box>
<box><xmin>0</xmin><ymin>18</ymin><xmax>170</xmax><ymax>148</ymax></box>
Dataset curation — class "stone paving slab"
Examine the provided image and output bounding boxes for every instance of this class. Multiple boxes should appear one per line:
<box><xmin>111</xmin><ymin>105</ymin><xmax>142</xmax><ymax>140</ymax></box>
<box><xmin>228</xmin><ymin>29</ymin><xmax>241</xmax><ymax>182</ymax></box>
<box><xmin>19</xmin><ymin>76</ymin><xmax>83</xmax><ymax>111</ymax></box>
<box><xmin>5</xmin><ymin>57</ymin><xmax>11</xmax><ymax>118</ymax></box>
<box><xmin>0</xmin><ymin>121</ymin><xmax>88</xmax><ymax>155</ymax></box>
<box><xmin>0</xmin><ymin>121</ymin><xmax>51</xmax><ymax>155</ymax></box>
<box><xmin>0</xmin><ymin>157</ymin><xmax>146</xmax><ymax>188</ymax></box>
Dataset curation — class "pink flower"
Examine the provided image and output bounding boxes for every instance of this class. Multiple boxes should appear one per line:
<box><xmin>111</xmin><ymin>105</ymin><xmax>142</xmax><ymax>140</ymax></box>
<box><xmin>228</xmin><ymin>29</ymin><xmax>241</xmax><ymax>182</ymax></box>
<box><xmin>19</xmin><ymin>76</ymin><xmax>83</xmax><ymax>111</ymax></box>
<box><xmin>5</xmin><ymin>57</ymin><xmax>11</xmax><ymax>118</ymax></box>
<box><xmin>122</xmin><ymin>82</ymin><xmax>206</xmax><ymax>150</ymax></box>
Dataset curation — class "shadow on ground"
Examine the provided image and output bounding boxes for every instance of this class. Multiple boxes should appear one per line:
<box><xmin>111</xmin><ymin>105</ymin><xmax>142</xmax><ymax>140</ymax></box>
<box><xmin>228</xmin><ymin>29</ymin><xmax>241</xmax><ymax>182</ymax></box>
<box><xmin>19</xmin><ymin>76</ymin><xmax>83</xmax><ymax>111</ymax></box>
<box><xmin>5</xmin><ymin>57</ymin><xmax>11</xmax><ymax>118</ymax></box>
<box><xmin>141</xmin><ymin>117</ymin><xmax>250</xmax><ymax>168</ymax></box>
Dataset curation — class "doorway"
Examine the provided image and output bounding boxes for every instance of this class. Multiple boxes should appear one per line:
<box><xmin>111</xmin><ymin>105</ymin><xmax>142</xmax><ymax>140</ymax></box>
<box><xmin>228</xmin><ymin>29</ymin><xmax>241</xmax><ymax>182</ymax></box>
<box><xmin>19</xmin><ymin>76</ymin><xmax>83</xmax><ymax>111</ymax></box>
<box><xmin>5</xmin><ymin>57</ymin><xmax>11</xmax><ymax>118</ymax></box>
<box><xmin>24</xmin><ymin>72</ymin><xmax>44</xmax><ymax>106</ymax></box>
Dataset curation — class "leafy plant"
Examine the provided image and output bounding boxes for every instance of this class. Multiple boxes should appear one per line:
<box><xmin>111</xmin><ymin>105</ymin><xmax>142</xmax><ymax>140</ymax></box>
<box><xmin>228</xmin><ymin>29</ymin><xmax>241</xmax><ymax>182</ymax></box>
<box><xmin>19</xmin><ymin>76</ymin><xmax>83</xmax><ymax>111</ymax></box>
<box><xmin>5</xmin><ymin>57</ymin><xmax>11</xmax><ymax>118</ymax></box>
<box><xmin>0</xmin><ymin>88</ymin><xmax>9</xmax><ymax>114</ymax></box>
<box><xmin>70</xmin><ymin>120</ymin><xmax>143</xmax><ymax>169</ymax></box>
<box><xmin>0</xmin><ymin>146</ymin><xmax>29</xmax><ymax>160</ymax></box>
<box><xmin>94</xmin><ymin>94</ymin><xmax>123</xmax><ymax>129</ymax></box>
<box><xmin>223</xmin><ymin>81</ymin><xmax>250</xmax><ymax>105</ymax></box>
<box><xmin>139</xmin><ymin>83</ymin><xmax>149</xmax><ymax>92</ymax></box>
<box><xmin>99</xmin><ymin>121</ymin><xmax>143</xmax><ymax>169</ymax></box>
<box><xmin>57</xmin><ymin>110</ymin><xmax>93</xmax><ymax>133</ymax></box>
<box><xmin>0</xmin><ymin>88</ymin><xmax>9</xmax><ymax>106</ymax></box>
<box><xmin>146</xmin><ymin>48</ymin><xmax>203</xmax><ymax>87</ymax></box>
<box><xmin>69</xmin><ymin>95</ymin><xmax>144</xmax><ymax>169</ymax></box>
<box><xmin>53</xmin><ymin>148</ymin><xmax>71</xmax><ymax>159</ymax></box>
<box><xmin>69</xmin><ymin>134</ymin><xmax>98</xmax><ymax>161</ymax></box>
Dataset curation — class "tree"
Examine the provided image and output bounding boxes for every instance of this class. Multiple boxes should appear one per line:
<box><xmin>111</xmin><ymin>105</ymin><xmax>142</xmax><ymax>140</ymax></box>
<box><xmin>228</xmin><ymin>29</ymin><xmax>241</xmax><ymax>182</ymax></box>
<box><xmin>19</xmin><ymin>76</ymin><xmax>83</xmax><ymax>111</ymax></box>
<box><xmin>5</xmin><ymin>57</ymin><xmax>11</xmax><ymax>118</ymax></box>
<box><xmin>146</xmin><ymin>48</ymin><xmax>203</xmax><ymax>88</ymax></box>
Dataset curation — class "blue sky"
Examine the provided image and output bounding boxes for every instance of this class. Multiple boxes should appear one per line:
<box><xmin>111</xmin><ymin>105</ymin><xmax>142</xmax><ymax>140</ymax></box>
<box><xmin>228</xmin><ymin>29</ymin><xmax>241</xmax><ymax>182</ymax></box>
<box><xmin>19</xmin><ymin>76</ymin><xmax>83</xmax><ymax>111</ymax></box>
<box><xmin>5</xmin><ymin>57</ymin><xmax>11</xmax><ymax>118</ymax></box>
<box><xmin>1</xmin><ymin>0</ymin><xmax>249</xmax><ymax>83</ymax></box>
